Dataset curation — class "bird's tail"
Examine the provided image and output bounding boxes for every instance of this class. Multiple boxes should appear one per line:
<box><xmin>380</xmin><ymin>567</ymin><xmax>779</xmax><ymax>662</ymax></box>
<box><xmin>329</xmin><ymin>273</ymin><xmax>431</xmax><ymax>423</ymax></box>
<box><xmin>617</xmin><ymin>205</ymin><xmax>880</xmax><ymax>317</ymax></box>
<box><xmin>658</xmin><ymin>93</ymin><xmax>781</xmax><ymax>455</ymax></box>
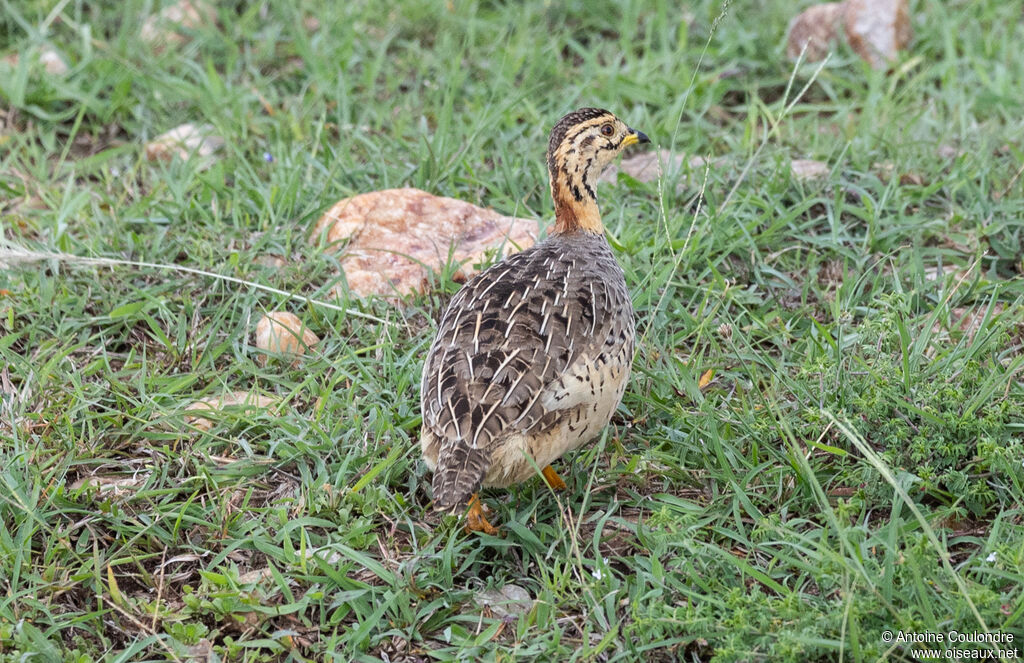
<box><xmin>432</xmin><ymin>440</ymin><xmax>490</xmax><ymax>512</ymax></box>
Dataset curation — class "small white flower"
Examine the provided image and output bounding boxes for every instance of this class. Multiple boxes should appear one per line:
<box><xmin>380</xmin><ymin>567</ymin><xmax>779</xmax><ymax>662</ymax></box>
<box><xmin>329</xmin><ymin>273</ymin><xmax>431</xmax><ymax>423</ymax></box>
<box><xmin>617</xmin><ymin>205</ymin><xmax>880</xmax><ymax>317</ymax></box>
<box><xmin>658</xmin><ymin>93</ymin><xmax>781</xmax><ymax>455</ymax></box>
<box><xmin>986</xmin><ymin>552</ymin><xmax>997</xmax><ymax>563</ymax></box>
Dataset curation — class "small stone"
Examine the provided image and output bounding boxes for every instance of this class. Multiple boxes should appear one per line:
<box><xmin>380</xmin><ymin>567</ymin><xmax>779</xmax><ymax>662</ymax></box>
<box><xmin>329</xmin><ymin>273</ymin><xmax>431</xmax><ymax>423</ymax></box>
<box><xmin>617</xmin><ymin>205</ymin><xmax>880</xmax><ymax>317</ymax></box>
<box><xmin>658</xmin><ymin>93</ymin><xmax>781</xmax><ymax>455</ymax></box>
<box><xmin>310</xmin><ymin>188</ymin><xmax>539</xmax><ymax>298</ymax></box>
<box><xmin>475</xmin><ymin>584</ymin><xmax>532</xmax><ymax>619</ymax></box>
<box><xmin>872</xmin><ymin>161</ymin><xmax>925</xmax><ymax>185</ymax></box>
<box><xmin>145</xmin><ymin>123</ymin><xmax>224</xmax><ymax>163</ymax></box>
<box><xmin>254</xmin><ymin>312</ymin><xmax>319</xmax><ymax>364</ymax></box>
<box><xmin>39</xmin><ymin>48</ymin><xmax>69</xmax><ymax>75</ymax></box>
<box><xmin>184</xmin><ymin>391</ymin><xmax>278</xmax><ymax>432</ymax></box>
<box><xmin>844</xmin><ymin>0</ymin><xmax>912</xmax><ymax>69</ymax></box>
<box><xmin>2</xmin><ymin>47</ymin><xmax>69</xmax><ymax>75</ymax></box>
<box><xmin>254</xmin><ymin>255</ymin><xmax>286</xmax><ymax>269</ymax></box>
<box><xmin>599</xmin><ymin>149</ymin><xmax>721</xmax><ymax>194</ymax></box>
<box><xmin>786</xmin><ymin>2</ymin><xmax>846</xmax><ymax>62</ymax></box>
<box><xmin>790</xmin><ymin>159</ymin><xmax>830</xmax><ymax>181</ymax></box>
<box><xmin>237</xmin><ymin>568</ymin><xmax>273</xmax><ymax>583</ymax></box>
<box><xmin>785</xmin><ymin>0</ymin><xmax>911</xmax><ymax>69</ymax></box>
<box><xmin>599</xmin><ymin>148</ymin><xmax>713</xmax><ymax>185</ymax></box>
<box><xmin>140</xmin><ymin>0</ymin><xmax>215</xmax><ymax>49</ymax></box>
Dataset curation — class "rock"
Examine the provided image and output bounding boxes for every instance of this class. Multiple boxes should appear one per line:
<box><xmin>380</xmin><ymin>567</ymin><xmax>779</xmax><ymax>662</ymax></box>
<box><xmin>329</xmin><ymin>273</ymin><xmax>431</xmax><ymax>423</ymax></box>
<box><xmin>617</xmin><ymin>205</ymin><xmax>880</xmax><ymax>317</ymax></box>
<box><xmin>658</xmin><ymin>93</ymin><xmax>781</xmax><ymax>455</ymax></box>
<box><xmin>872</xmin><ymin>161</ymin><xmax>925</xmax><ymax>186</ymax></box>
<box><xmin>310</xmin><ymin>188</ymin><xmax>539</xmax><ymax>298</ymax></box>
<box><xmin>475</xmin><ymin>584</ymin><xmax>532</xmax><ymax>619</ymax></box>
<box><xmin>844</xmin><ymin>0</ymin><xmax>912</xmax><ymax>69</ymax></box>
<box><xmin>790</xmin><ymin>159</ymin><xmax>830</xmax><ymax>181</ymax></box>
<box><xmin>599</xmin><ymin>149</ymin><xmax>721</xmax><ymax>193</ymax></box>
<box><xmin>785</xmin><ymin>2</ymin><xmax>846</xmax><ymax>62</ymax></box>
<box><xmin>144</xmin><ymin>123</ymin><xmax>224</xmax><ymax>163</ymax></box>
<box><xmin>785</xmin><ymin>0</ymin><xmax>911</xmax><ymax>69</ymax></box>
<box><xmin>2</xmin><ymin>47</ymin><xmax>69</xmax><ymax>75</ymax></box>
<box><xmin>140</xmin><ymin>0</ymin><xmax>215</xmax><ymax>49</ymax></box>
<box><xmin>38</xmin><ymin>49</ymin><xmax>69</xmax><ymax>75</ymax></box>
<box><xmin>254</xmin><ymin>255</ymin><xmax>287</xmax><ymax>269</ymax></box>
<box><xmin>254</xmin><ymin>312</ymin><xmax>319</xmax><ymax>365</ymax></box>
<box><xmin>237</xmin><ymin>568</ymin><xmax>273</xmax><ymax>584</ymax></box>
<box><xmin>184</xmin><ymin>391</ymin><xmax>278</xmax><ymax>432</ymax></box>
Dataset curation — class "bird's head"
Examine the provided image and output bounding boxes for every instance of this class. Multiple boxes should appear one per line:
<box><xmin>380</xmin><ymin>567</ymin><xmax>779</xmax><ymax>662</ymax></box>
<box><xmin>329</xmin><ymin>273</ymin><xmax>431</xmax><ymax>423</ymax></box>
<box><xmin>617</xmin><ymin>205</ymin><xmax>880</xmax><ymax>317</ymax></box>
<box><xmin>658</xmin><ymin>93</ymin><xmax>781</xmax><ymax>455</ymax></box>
<box><xmin>546</xmin><ymin>107</ymin><xmax>649</xmax><ymax>234</ymax></box>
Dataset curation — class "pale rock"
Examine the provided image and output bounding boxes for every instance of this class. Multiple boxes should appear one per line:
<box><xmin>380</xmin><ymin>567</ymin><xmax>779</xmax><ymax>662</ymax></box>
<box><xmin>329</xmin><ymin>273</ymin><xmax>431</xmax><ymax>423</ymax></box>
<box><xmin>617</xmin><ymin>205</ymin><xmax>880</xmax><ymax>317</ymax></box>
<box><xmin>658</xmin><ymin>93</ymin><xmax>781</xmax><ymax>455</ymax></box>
<box><xmin>254</xmin><ymin>255</ymin><xmax>287</xmax><ymax>269</ymax></box>
<box><xmin>184</xmin><ymin>391</ymin><xmax>278</xmax><ymax>432</ymax></box>
<box><xmin>310</xmin><ymin>188</ymin><xmax>539</xmax><ymax>298</ymax></box>
<box><xmin>844</xmin><ymin>0</ymin><xmax>912</xmax><ymax>69</ymax></box>
<box><xmin>599</xmin><ymin>149</ymin><xmax>721</xmax><ymax>193</ymax></box>
<box><xmin>2</xmin><ymin>47</ymin><xmax>69</xmax><ymax>75</ymax></box>
<box><xmin>39</xmin><ymin>49</ymin><xmax>69</xmax><ymax>75</ymax></box>
<box><xmin>785</xmin><ymin>2</ymin><xmax>847</xmax><ymax>62</ymax></box>
<box><xmin>145</xmin><ymin>123</ymin><xmax>224</xmax><ymax>162</ymax></box>
<box><xmin>786</xmin><ymin>0</ymin><xmax>911</xmax><ymax>69</ymax></box>
<box><xmin>475</xmin><ymin>584</ymin><xmax>533</xmax><ymax>619</ymax></box>
<box><xmin>254</xmin><ymin>312</ymin><xmax>319</xmax><ymax>364</ymax></box>
<box><xmin>790</xmin><ymin>159</ymin><xmax>830</xmax><ymax>181</ymax></box>
<box><xmin>141</xmin><ymin>0</ymin><xmax>215</xmax><ymax>49</ymax></box>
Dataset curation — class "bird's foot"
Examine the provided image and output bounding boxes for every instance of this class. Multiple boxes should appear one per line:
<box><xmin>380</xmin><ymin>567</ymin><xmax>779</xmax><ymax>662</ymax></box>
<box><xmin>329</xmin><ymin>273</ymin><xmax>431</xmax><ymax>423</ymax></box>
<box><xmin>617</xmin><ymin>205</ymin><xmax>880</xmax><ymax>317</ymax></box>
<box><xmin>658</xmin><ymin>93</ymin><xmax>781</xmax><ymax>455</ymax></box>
<box><xmin>464</xmin><ymin>493</ymin><xmax>500</xmax><ymax>536</ymax></box>
<box><xmin>541</xmin><ymin>465</ymin><xmax>567</xmax><ymax>491</ymax></box>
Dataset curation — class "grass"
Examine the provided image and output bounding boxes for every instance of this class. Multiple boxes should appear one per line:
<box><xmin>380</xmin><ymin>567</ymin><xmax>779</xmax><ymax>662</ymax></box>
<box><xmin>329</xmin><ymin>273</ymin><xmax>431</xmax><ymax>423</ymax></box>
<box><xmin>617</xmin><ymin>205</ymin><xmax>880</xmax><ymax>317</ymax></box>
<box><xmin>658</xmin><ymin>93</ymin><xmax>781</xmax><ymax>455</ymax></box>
<box><xmin>1</xmin><ymin>0</ymin><xmax>1023</xmax><ymax>660</ymax></box>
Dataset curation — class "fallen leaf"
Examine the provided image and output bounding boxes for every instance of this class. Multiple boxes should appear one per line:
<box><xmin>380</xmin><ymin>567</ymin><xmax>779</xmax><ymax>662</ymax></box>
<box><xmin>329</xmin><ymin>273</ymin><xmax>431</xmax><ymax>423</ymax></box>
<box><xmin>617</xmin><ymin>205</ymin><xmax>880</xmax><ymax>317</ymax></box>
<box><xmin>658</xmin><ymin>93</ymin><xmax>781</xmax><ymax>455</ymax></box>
<box><xmin>310</xmin><ymin>188</ymin><xmax>539</xmax><ymax>298</ymax></box>
<box><xmin>107</xmin><ymin>565</ymin><xmax>125</xmax><ymax>607</ymax></box>
<box><xmin>698</xmin><ymin>369</ymin><xmax>715</xmax><ymax>390</ymax></box>
<box><xmin>69</xmin><ymin>475</ymin><xmax>144</xmax><ymax>495</ymax></box>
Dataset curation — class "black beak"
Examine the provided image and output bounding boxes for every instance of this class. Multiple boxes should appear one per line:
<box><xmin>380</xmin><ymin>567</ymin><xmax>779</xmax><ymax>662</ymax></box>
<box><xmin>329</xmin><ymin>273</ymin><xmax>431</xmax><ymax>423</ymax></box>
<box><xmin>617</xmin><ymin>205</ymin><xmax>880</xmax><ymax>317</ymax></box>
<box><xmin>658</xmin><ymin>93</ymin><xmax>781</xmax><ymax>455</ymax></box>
<box><xmin>633</xmin><ymin>129</ymin><xmax>650</xmax><ymax>144</ymax></box>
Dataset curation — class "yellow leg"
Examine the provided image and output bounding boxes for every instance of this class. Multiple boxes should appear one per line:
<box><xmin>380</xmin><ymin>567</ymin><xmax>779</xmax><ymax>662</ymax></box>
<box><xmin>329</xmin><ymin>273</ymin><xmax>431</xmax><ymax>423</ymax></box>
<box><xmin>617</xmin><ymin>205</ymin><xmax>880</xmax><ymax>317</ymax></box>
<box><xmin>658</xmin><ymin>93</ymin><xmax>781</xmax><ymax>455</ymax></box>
<box><xmin>465</xmin><ymin>493</ymin><xmax>499</xmax><ymax>535</ymax></box>
<box><xmin>541</xmin><ymin>465</ymin><xmax>567</xmax><ymax>491</ymax></box>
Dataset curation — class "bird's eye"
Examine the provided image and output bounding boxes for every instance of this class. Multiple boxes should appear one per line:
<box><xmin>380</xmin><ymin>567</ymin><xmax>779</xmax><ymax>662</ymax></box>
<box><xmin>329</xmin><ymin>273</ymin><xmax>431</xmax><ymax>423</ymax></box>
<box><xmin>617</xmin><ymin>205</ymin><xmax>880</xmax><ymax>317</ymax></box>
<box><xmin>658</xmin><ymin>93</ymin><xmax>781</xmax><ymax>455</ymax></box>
<box><xmin>600</xmin><ymin>123</ymin><xmax>614</xmax><ymax>137</ymax></box>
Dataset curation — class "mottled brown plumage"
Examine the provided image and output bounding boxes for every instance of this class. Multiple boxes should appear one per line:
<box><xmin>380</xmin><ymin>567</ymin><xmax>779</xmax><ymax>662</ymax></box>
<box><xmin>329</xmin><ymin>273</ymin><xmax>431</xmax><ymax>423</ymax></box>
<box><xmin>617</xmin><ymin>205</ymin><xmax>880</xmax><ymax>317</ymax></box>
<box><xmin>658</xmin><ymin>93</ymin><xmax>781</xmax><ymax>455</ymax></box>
<box><xmin>420</xmin><ymin>108</ymin><xmax>649</xmax><ymax>532</ymax></box>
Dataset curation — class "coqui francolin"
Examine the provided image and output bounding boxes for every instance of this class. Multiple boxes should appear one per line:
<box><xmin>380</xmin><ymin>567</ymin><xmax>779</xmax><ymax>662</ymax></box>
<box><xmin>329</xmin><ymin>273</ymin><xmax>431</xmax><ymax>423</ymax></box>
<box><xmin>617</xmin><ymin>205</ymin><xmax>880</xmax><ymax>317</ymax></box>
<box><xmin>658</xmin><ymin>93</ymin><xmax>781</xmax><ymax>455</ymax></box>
<box><xmin>420</xmin><ymin>108</ymin><xmax>649</xmax><ymax>533</ymax></box>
